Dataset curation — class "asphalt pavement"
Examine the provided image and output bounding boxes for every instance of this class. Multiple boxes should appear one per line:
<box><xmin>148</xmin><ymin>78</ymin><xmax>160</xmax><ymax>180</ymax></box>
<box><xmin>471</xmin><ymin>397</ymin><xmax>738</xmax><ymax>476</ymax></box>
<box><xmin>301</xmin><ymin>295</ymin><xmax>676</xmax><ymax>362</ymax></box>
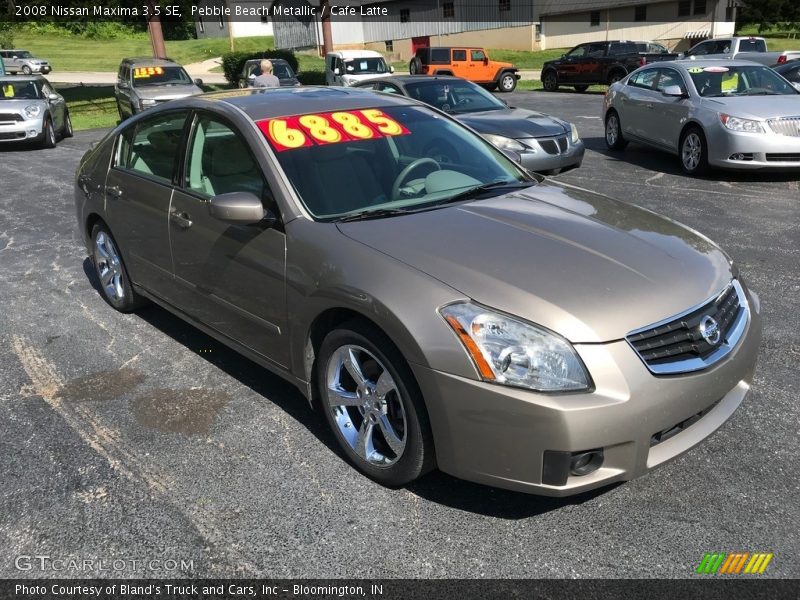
<box><xmin>0</xmin><ymin>91</ymin><xmax>798</xmax><ymax>579</ymax></box>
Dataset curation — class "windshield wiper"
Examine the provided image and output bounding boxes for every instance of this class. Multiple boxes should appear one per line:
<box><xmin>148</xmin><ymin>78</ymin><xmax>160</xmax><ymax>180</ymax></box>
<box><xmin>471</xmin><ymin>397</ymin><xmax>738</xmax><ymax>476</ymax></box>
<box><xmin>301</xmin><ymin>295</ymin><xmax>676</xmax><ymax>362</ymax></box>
<box><xmin>335</xmin><ymin>207</ymin><xmax>412</xmax><ymax>222</ymax></box>
<box><xmin>434</xmin><ymin>180</ymin><xmax>536</xmax><ymax>206</ymax></box>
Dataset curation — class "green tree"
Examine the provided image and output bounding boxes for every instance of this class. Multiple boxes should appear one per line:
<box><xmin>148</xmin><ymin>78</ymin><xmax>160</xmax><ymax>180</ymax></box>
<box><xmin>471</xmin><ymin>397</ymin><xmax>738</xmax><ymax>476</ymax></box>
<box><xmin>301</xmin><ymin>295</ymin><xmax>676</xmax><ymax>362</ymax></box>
<box><xmin>738</xmin><ymin>0</ymin><xmax>800</xmax><ymax>33</ymax></box>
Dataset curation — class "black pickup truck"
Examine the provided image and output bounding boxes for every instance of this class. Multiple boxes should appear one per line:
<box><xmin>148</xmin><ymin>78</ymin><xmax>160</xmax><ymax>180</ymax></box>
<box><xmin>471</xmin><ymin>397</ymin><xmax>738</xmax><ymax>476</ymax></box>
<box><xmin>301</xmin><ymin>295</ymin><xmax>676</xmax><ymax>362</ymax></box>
<box><xmin>541</xmin><ymin>40</ymin><xmax>678</xmax><ymax>92</ymax></box>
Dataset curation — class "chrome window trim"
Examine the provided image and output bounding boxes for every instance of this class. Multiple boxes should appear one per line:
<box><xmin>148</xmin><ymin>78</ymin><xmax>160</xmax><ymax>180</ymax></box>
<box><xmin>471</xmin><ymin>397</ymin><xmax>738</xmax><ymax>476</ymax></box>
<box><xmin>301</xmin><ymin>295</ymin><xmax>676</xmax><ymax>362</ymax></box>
<box><xmin>626</xmin><ymin>279</ymin><xmax>750</xmax><ymax>375</ymax></box>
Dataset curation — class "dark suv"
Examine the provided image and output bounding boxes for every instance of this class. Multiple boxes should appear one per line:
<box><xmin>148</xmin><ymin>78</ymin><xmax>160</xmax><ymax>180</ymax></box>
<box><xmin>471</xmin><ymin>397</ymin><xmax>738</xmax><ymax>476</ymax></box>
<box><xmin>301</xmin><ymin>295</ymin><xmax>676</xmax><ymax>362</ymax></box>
<box><xmin>408</xmin><ymin>46</ymin><xmax>519</xmax><ymax>92</ymax></box>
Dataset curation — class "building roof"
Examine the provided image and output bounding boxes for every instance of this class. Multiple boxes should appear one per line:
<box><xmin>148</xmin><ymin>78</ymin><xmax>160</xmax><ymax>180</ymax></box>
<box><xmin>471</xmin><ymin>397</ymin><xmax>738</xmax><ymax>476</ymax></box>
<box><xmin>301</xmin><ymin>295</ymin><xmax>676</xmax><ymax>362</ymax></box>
<box><xmin>539</xmin><ymin>0</ymin><xmax>674</xmax><ymax>17</ymax></box>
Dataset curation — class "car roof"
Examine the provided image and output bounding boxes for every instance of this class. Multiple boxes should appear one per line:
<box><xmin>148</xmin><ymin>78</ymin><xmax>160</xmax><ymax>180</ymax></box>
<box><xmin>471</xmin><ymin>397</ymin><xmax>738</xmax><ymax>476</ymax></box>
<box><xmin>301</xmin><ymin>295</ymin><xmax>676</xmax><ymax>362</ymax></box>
<box><xmin>365</xmin><ymin>75</ymin><xmax>462</xmax><ymax>84</ymax></box>
<box><xmin>193</xmin><ymin>86</ymin><xmax>418</xmax><ymax>121</ymax></box>
<box><xmin>121</xmin><ymin>57</ymin><xmax>180</xmax><ymax>67</ymax></box>
<box><xmin>645</xmin><ymin>59</ymin><xmax>769</xmax><ymax>70</ymax></box>
<box><xmin>327</xmin><ymin>50</ymin><xmax>383</xmax><ymax>59</ymax></box>
<box><xmin>244</xmin><ymin>58</ymin><xmax>289</xmax><ymax>65</ymax></box>
<box><xmin>0</xmin><ymin>75</ymin><xmax>45</xmax><ymax>83</ymax></box>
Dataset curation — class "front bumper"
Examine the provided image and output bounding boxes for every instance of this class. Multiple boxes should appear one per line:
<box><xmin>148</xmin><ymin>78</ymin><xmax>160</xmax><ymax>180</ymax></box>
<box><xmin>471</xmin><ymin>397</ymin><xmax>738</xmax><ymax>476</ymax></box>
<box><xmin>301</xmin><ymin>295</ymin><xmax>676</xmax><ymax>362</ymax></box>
<box><xmin>519</xmin><ymin>137</ymin><xmax>585</xmax><ymax>174</ymax></box>
<box><xmin>0</xmin><ymin>117</ymin><xmax>44</xmax><ymax>143</ymax></box>
<box><xmin>412</xmin><ymin>288</ymin><xmax>761</xmax><ymax>496</ymax></box>
<box><xmin>707</xmin><ymin>123</ymin><xmax>800</xmax><ymax>169</ymax></box>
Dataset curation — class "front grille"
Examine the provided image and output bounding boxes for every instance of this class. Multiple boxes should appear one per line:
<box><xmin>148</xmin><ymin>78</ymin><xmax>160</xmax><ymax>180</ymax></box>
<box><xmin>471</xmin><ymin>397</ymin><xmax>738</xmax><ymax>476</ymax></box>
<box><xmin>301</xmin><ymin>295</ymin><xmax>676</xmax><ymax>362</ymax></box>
<box><xmin>768</xmin><ymin>117</ymin><xmax>800</xmax><ymax>137</ymax></box>
<box><xmin>765</xmin><ymin>153</ymin><xmax>800</xmax><ymax>162</ymax></box>
<box><xmin>0</xmin><ymin>131</ymin><xmax>26</xmax><ymax>140</ymax></box>
<box><xmin>626</xmin><ymin>280</ymin><xmax>748</xmax><ymax>375</ymax></box>
<box><xmin>0</xmin><ymin>112</ymin><xmax>23</xmax><ymax>123</ymax></box>
<box><xmin>537</xmin><ymin>136</ymin><xmax>569</xmax><ymax>155</ymax></box>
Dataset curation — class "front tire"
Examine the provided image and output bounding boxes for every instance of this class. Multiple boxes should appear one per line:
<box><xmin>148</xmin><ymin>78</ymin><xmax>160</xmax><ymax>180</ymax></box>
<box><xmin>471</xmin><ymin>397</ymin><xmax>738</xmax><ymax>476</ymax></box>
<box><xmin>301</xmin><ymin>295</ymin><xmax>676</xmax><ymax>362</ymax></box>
<box><xmin>497</xmin><ymin>71</ymin><xmax>517</xmax><ymax>93</ymax></box>
<box><xmin>91</xmin><ymin>223</ymin><xmax>144</xmax><ymax>313</ymax></box>
<box><xmin>542</xmin><ymin>70</ymin><xmax>558</xmax><ymax>92</ymax></box>
<box><xmin>40</xmin><ymin>117</ymin><xmax>56</xmax><ymax>149</ymax></box>
<box><xmin>680</xmin><ymin>127</ymin><xmax>709</xmax><ymax>175</ymax></box>
<box><xmin>62</xmin><ymin>110</ymin><xmax>74</xmax><ymax>138</ymax></box>
<box><xmin>608</xmin><ymin>71</ymin><xmax>625</xmax><ymax>86</ymax></box>
<box><xmin>316</xmin><ymin>320</ymin><xmax>435</xmax><ymax>487</ymax></box>
<box><xmin>605</xmin><ymin>110</ymin><xmax>628</xmax><ymax>150</ymax></box>
<box><xmin>22</xmin><ymin>65</ymin><xmax>32</xmax><ymax>75</ymax></box>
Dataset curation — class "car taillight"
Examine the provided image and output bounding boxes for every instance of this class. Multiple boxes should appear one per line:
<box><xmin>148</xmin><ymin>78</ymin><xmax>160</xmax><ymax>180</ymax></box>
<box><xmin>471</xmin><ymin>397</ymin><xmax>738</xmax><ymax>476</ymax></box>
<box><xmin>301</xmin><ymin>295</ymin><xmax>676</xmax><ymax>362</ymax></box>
<box><xmin>778</xmin><ymin>55</ymin><xmax>787</xmax><ymax>64</ymax></box>
<box><xmin>639</xmin><ymin>57</ymin><xmax>647</xmax><ymax>66</ymax></box>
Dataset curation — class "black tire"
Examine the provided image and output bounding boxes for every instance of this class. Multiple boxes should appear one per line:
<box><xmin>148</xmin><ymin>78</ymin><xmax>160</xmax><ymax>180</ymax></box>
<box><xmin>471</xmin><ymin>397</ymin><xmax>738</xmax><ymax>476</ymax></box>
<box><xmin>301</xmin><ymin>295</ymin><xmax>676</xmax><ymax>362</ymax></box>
<box><xmin>497</xmin><ymin>71</ymin><xmax>517</xmax><ymax>93</ymax></box>
<box><xmin>605</xmin><ymin>110</ymin><xmax>628</xmax><ymax>151</ymax></box>
<box><xmin>316</xmin><ymin>319</ymin><xmax>435</xmax><ymax>487</ymax></box>
<box><xmin>90</xmin><ymin>222</ymin><xmax>145</xmax><ymax>313</ymax></box>
<box><xmin>409</xmin><ymin>57</ymin><xmax>422</xmax><ymax>75</ymax></box>
<box><xmin>679</xmin><ymin>126</ymin><xmax>709</xmax><ymax>176</ymax></box>
<box><xmin>542</xmin><ymin>70</ymin><xmax>558</xmax><ymax>92</ymax></box>
<box><xmin>608</xmin><ymin>70</ymin><xmax>626</xmax><ymax>86</ymax></box>
<box><xmin>22</xmin><ymin>65</ymin><xmax>32</xmax><ymax>75</ymax></box>
<box><xmin>62</xmin><ymin>110</ymin><xmax>74</xmax><ymax>138</ymax></box>
<box><xmin>574</xmin><ymin>85</ymin><xmax>589</xmax><ymax>93</ymax></box>
<box><xmin>40</xmin><ymin>117</ymin><xmax>57</xmax><ymax>149</ymax></box>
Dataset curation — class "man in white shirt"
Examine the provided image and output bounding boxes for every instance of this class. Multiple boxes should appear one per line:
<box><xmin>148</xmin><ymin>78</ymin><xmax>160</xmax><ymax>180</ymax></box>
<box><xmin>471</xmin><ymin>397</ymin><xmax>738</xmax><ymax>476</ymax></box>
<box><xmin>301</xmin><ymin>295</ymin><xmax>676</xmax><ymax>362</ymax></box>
<box><xmin>253</xmin><ymin>59</ymin><xmax>281</xmax><ymax>88</ymax></box>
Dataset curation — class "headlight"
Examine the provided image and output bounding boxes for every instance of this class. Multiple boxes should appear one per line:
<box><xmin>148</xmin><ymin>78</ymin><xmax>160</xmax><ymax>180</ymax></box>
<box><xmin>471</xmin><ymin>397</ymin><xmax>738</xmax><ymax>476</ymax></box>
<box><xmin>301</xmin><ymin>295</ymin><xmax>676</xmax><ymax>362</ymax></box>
<box><xmin>23</xmin><ymin>104</ymin><xmax>41</xmax><ymax>119</ymax></box>
<box><xmin>719</xmin><ymin>113</ymin><xmax>765</xmax><ymax>133</ymax></box>
<box><xmin>440</xmin><ymin>302</ymin><xmax>591</xmax><ymax>392</ymax></box>
<box><xmin>482</xmin><ymin>133</ymin><xmax>526</xmax><ymax>152</ymax></box>
<box><xmin>140</xmin><ymin>99</ymin><xmax>158</xmax><ymax>107</ymax></box>
<box><xmin>570</xmin><ymin>122</ymin><xmax>580</xmax><ymax>143</ymax></box>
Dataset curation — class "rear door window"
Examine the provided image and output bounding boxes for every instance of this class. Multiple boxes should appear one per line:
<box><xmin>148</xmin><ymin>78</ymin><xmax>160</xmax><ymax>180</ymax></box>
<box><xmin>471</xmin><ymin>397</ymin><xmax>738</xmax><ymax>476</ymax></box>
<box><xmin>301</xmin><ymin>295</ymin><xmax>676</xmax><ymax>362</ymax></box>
<box><xmin>115</xmin><ymin>111</ymin><xmax>189</xmax><ymax>182</ymax></box>
<box><xmin>452</xmin><ymin>49</ymin><xmax>467</xmax><ymax>61</ymax></box>
<box><xmin>430</xmin><ymin>48</ymin><xmax>450</xmax><ymax>63</ymax></box>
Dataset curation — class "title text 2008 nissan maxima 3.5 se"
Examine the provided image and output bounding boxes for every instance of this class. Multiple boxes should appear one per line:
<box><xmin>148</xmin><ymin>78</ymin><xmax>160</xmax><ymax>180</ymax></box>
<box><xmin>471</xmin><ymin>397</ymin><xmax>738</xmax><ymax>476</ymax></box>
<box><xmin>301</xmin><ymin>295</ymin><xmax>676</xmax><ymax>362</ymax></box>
<box><xmin>74</xmin><ymin>87</ymin><xmax>761</xmax><ymax>496</ymax></box>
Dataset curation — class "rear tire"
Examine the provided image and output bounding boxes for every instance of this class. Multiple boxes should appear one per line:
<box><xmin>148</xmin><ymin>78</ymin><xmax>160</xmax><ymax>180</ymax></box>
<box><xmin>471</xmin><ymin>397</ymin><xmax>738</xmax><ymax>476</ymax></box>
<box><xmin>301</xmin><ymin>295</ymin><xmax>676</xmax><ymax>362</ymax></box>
<box><xmin>497</xmin><ymin>71</ymin><xmax>517</xmax><ymax>93</ymax></box>
<box><xmin>409</xmin><ymin>57</ymin><xmax>422</xmax><ymax>75</ymax></box>
<box><xmin>542</xmin><ymin>70</ymin><xmax>558</xmax><ymax>92</ymax></box>
<box><xmin>608</xmin><ymin>71</ymin><xmax>625</xmax><ymax>86</ymax></box>
<box><xmin>605</xmin><ymin>110</ymin><xmax>628</xmax><ymax>151</ymax></box>
<box><xmin>90</xmin><ymin>222</ymin><xmax>145</xmax><ymax>313</ymax></box>
<box><xmin>316</xmin><ymin>319</ymin><xmax>435</xmax><ymax>487</ymax></box>
<box><xmin>679</xmin><ymin>127</ymin><xmax>709</xmax><ymax>176</ymax></box>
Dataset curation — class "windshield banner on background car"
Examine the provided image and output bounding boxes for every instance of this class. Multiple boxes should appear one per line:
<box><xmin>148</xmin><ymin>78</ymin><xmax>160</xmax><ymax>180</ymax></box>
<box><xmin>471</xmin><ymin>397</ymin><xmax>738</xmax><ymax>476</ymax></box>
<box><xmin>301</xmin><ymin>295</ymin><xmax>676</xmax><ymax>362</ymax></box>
<box><xmin>256</xmin><ymin>109</ymin><xmax>409</xmax><ymax>152</ymax></box>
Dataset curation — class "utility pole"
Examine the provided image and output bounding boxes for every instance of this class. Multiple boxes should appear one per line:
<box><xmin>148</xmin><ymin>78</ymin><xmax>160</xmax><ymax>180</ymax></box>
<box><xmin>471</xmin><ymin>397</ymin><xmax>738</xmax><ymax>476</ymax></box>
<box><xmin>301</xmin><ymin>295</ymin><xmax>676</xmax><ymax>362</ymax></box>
<box><xmin>320</xmin><ymin>0</ymin><xmax>333</xmax><ymax>55</ymax></box>
<box><xmin>146</xmin><ymin>0</ymin><xmax>167</xmax><ymax>59</ymax></box>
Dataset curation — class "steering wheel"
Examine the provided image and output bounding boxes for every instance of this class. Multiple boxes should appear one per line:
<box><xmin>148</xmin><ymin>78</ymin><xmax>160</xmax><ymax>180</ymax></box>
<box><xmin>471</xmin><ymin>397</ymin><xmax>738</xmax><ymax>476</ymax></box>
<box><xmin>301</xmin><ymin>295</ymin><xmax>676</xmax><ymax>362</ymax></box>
<box><xmin>391</xmin><ymin>158</ymin><xmax>441</xmax><ymax>200</ymax></box>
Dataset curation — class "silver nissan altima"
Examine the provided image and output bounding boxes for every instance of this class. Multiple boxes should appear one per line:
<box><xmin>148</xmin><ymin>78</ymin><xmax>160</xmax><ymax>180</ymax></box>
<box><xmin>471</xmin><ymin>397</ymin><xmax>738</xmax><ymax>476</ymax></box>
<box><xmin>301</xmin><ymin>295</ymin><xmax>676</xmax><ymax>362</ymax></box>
<box><xmin>603</xmin><ymin>59</ymin><xmax>800</xmax><ymax>174</ymax></box>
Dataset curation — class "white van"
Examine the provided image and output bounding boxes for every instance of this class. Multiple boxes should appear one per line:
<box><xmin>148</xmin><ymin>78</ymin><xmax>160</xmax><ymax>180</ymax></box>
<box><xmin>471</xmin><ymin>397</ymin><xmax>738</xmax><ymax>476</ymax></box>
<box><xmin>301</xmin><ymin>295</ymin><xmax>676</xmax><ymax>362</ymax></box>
<box><xmin>325</xmin><ymin>50</ymin><xmax>394</xmax><ymax>86</ymax></box>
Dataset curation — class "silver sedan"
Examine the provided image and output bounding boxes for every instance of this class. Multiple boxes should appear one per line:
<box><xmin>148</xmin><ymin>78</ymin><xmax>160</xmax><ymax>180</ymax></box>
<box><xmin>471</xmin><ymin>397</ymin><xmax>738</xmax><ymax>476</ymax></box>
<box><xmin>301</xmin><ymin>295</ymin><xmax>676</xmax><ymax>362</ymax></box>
<box><xmin>603</xmin><ymin>59</ymin><xmax>800</xmax><ymax>174</ymax></box>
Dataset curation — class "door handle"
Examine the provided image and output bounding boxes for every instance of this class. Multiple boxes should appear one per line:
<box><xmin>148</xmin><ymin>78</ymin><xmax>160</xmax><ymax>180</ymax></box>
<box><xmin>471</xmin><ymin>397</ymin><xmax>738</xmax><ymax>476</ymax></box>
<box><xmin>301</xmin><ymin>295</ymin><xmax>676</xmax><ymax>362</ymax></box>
<box><xmin>105</xmin><ymin>185</ymin><xmax>123</xmax><ymax>198</ymax></box>
<box><xmin>170</xmin><ymin>211</ymin><xmax>193</xmax><ymax>229</ymax></box>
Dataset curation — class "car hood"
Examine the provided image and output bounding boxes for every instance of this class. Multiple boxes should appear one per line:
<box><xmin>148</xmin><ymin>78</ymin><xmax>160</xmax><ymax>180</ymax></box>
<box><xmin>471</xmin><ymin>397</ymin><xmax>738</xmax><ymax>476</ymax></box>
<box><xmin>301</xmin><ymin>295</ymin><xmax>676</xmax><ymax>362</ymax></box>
<box><xmin>701</xmin><ymin>95</ymin><xmax>800</xmax><ymax>119</ymax></box>
<box><xmin>133</xmin><ymin>84</ymin><xmax>203</xmax><ymax>100</ymax></box>
<box><xmin>455</xmin><ymin>108</ymin><xmax>568</xmax><ymax>139</ymax></box>
<box><xmin>0</xmin><ymin>98</ymin><xmax>47</xmax><ymax>113</ymax></box>
<box><xmin>337</xmin><ymin>182</ymin><xmax>733</xmax><ymax>343</ymax></box>
<box><xmin>342</xmin><ymin>73</ymin><xmax>389</xmax><ymax>84</ymax></box>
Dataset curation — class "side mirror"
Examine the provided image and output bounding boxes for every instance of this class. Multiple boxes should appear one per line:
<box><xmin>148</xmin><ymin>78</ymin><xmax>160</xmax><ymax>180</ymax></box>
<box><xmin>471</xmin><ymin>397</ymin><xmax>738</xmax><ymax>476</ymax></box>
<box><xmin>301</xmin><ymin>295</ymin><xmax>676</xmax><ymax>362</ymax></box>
<box><xmin>208</xmin><ymin>192</ymin><xmax>267</xmax><ymax>224</ymax></box>
<box><xmin>48</xmin><ymin>93</ymin><xmax>60</xmax><ymax>101</ymax></box>
<box><xmin>194</xmin><ymin>78</ymin><xmax>203</xmax><ymax>86</ymax></box>
<box><xmin>662</xmin><ymin>85</ymin><xmax>686</xmax><ymax>98</ymax></box>
<box><xmin>483</xmin><ymin>57</ymin><xmax>489</xmax><ymax>64</ymax></box>
<box><xmin>118</xmin><ymin>82</ymin><xmax>129</xmax><ymax>89</ymax></box>
<box><xmin>389</xmin><ymin>65</ymin><xmax>395</xmax><ymax>73</ymax></box>
<box><xmin>677</xmin><ymin>52</ymin><xmax>685</xmax><ymax>59</ymax></box>
<box><xmin>333</xmin><ymin>67</ymin><xmax>340</xmax><ymax>75</ymax></box>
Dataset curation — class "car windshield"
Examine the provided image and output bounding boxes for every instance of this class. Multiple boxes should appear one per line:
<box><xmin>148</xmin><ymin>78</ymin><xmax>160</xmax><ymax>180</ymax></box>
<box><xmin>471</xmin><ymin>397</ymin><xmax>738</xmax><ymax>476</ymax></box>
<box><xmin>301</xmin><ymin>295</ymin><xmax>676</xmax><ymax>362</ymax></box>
<box><xmin>132</xmin><ymin>66</ymin><xmax>192</xmax><ymax>87</ymax></box>
<box><xmin>404</xmin><ymin>80</ymin><xmax>505</xmax><ymax>114</ymax></box>
<box><xmin>0</xmin><ymin>80</ymin><xmax>40</xmax><ymax>100</ymax></box>
<box><xmin>259</xmin><ymin>104</ymin><xmax>533</xmax><ymax>220</ymax></box>
<box><xmin>344</xmin><ymin>58</ymin><xmax>388</xmax><ymax>74</ymax></box>
<box><xmin>689</xmin><ymin>65</ymin><xmax>798</xmax><ymax>96</ymax></box>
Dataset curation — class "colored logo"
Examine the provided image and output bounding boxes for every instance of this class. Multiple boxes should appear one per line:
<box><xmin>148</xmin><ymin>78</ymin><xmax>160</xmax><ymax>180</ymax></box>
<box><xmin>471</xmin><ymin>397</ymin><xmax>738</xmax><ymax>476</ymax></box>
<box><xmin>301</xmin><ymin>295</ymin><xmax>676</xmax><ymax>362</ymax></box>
<box><xmin>696</xmin><ymin>552</ymin><xmax>773</xmax><ymax>574</ymax></box>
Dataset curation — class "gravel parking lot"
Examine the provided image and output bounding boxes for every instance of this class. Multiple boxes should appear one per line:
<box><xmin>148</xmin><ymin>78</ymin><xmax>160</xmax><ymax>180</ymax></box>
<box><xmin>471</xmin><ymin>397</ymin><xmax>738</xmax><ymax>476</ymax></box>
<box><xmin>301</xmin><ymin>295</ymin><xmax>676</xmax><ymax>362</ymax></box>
<box><xmin>1</xmin><ymin>90</ymin><xmax>798</xmax><ymax>579</ymax></box>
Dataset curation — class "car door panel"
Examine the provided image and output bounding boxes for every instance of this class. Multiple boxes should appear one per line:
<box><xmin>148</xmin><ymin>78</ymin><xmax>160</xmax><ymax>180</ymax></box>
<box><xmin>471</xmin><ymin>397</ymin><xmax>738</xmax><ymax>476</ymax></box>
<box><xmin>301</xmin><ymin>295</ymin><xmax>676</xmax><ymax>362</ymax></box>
<box><xmin>169</xmin><ymin>113</ymin><xmax>289</xmax><ymax>366</ymax></box>
<box><xmin>651</xmin><ymin>68</ymin><xmax>691</xmax><ymax>151</ymax></box>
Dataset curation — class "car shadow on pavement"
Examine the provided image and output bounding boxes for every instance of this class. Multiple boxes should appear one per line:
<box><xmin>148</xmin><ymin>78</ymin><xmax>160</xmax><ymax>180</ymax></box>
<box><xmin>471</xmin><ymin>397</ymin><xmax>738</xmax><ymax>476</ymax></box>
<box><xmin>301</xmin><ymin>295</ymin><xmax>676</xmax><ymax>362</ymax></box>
<box><xmin>583</xmin><ymin>136</ymin><xmax>800</xmax><ymax>183</ymax></box>
<box><xmin>83</xmin><ymin>257</ymin><xmax>620</xmax><ymax>519</ymax></box>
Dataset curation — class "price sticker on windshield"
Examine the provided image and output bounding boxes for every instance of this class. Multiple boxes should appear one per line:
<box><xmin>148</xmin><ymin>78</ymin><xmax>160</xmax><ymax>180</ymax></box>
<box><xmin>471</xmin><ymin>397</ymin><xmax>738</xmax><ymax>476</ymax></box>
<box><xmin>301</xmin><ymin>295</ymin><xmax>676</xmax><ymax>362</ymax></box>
<box><xmin>257</xmin><ymin>109</ymin><xmax>409</xmax><ymax>152</ymax></box>
<box><xmin>133</xmin><ymin>67</ymin><xmax>164</xmax><ymax>78</ymax></box>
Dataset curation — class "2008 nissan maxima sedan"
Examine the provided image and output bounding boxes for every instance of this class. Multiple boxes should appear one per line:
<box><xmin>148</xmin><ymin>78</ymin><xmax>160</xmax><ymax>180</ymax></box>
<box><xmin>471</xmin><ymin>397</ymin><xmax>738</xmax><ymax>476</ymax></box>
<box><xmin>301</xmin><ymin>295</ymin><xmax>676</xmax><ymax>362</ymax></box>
<box><xmin>74</xmin><ymin>87</ymin><xmax>761</xmax><ymax>496</ymax></box>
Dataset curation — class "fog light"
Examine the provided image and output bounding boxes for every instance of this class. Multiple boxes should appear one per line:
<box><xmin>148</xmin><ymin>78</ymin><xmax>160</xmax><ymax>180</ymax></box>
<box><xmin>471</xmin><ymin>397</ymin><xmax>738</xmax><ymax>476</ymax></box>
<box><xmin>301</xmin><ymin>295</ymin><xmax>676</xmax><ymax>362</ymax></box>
<box><xmin>28</xmin><ymin>130</ymin><xmax>37</xmax><ymax>138</ymax></box>
<box><xmin>569</xmin><ymin>449</ymin><xmax>604</xmax><ymax>476</ymax></box>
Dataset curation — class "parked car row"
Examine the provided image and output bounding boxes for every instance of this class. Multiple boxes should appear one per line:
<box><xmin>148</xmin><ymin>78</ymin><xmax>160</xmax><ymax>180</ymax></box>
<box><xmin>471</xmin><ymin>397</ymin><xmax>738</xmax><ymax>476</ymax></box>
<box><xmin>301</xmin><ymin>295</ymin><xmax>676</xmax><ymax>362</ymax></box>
<box><xmin>0</xmin><ymin>75</ymin><xmax>72</xmax><ymax>148</ymax></box>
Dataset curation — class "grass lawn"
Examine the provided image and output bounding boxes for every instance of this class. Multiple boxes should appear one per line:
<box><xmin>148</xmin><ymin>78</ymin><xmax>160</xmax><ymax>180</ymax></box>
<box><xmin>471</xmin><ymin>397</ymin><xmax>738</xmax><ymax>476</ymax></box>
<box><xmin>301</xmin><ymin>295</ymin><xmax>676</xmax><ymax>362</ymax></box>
<box><xmin>488</xmin><ymin>48</ymin><xmax>570</xmax><ymax>71</ymax></box>
<box><xmin>13</xmin><ymin>33</ymin><xmax>275</xmax><ymax>72</ymax></box>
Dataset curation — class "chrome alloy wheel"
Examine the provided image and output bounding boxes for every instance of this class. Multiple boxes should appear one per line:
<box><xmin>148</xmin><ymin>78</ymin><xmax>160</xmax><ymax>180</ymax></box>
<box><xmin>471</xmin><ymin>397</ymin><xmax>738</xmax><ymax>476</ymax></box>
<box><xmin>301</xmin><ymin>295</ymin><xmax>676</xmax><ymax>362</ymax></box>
<box><xmin>325</xmin><ymin>344</ymin><xmax>407</xmax><ymax>467</ymax></box>
<box><xmin>682</xmin><ymin>132</ymin><xmax>702</xmax><ymax>171</ymax></box>
<box><xmin>606</xmin><ymin>114</ymin><xmax>619</xmax><ymax>146</ymax></box>
<box><xmin>94</xmin><ymin>231</ymin><xmax>125</xmax><ymax>302</ymax></box>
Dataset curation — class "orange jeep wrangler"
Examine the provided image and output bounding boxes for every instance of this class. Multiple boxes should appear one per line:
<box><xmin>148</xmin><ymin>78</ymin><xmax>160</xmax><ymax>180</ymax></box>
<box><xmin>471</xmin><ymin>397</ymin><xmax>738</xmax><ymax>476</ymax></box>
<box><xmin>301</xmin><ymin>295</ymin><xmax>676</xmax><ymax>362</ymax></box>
<box><xmin>408</xmin><ymin>47</ymin><xmax>520</xmax><ymax>92</ymax></box>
